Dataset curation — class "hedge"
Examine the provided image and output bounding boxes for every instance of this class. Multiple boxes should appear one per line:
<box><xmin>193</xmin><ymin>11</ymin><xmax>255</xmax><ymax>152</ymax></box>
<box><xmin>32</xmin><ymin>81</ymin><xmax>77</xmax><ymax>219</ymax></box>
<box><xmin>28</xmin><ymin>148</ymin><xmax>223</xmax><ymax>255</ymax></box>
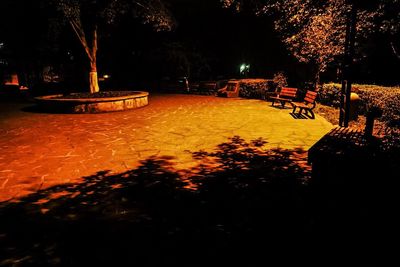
<box><xmin>238</xmin><ymin>79</ymin><xmax>275</xmax><ymax>99</ymax></box>
<box><xmin>319</xmin><ymin>83</ymin><xmax>400</xmax><ymax>126</ymax></box>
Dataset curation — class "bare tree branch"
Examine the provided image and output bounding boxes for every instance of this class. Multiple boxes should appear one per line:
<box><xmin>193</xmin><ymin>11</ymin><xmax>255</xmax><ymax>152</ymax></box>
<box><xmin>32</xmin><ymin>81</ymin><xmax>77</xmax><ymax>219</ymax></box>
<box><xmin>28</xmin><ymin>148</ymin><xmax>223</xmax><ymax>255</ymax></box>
<box><xmin>390</xmin><ymin>41</ymin><xmax>400</xmax><ymax>60</ymax></box>
<box><xmin>68</xmin><ymin>19</ymin><xmax>93</xmax><ymax>62</ymax></box>
<box><xmin>91</xmin><ymin>25</ymin><xmax>97</xmax><ymax>67</ymax></box>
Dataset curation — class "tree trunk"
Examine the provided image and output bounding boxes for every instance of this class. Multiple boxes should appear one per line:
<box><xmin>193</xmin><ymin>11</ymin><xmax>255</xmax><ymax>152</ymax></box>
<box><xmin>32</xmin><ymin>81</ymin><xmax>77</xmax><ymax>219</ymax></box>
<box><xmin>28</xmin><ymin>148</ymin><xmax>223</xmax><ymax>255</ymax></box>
<box><xmin>89</xmin><ymin>63</ymin><xmax>99</xmax><ymax>93</ymax></box>
<box><xmin>390</xmin><ymin>41</ymin><xmax>400</xmax><ymax>61</ymax></box>
<box><xmin>340</xmin><ymin>1</ymin><xmax>357</xmax><ymax>128</ymax></box>
<box><xmin>68</xmin><ymin>19</ymin><xmax>99</xmax><ymax>93</ymax></box>
<box><xmin>89</xmin><ymin>26</ymin><xmax>99</xmax><ymax>93</ymax></box>
<box><xmin>314</xmin><ymin>70</ymin><xmax>321</xmax><ymax>91</ymax></box>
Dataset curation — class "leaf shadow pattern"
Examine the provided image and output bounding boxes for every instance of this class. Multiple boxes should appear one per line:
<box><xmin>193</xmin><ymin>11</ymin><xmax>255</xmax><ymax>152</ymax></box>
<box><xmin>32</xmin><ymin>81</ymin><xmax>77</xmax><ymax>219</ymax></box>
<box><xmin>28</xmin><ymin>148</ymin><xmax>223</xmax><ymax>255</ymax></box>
<box><xmin>0</xmin><ymin>136</ymin><xmax>373</xmax><ymax>266</ymax></box>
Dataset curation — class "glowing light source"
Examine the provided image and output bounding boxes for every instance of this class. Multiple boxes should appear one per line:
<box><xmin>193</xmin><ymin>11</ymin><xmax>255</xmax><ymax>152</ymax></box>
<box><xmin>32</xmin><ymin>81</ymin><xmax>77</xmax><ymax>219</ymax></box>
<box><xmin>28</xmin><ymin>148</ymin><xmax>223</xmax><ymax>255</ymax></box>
<box><xmin>239</xmin><ymin>63</ymin><xmax>250</xmax><ymax>76</ymax></box>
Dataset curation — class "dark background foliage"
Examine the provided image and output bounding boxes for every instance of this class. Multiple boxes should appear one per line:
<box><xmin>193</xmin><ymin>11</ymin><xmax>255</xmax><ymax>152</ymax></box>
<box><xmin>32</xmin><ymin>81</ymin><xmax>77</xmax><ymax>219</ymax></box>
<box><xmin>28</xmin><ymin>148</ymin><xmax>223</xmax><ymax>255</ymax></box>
<box><xmin>1</xmin><ymin>0</ymin><xmax>399</xmax><ymax>92</ymax></box>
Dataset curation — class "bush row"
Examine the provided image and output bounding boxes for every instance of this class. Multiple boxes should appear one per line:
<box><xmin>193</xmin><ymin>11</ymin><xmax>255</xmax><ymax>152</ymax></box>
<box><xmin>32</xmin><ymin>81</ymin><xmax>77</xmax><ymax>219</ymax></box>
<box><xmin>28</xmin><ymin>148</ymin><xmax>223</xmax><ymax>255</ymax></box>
<box><xmin>192</xmin><ymin>79</ymin><xmax>277</xmax><ymax>98</ymax></box>
<box><xmin>318</xmin><ymin>83</ymin><xmax>342</xmax><ymax>107</ymax></box>
<box><xmin>319</xmin><ymin>83</ymin><xmax>400</xmax><ymax>126</ymax></box>
<box><xmin>238</xmin><ymin>79</ymin><xmax>276</xmax><ymax>99</ymax></box>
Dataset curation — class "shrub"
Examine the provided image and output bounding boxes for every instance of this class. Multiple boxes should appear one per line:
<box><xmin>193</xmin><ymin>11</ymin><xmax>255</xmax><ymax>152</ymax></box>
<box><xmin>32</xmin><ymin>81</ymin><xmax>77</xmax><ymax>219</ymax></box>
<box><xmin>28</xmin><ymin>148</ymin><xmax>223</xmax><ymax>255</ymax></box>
<box><xmin>239</xmin><ymin>79</ymin><xmax>270</xmax><ymax>99</ymax></box>
<box><xmin>318</xmin><ymin>83</ymin><xmax>342</xmax><ymax>107</ymax></box>
<box><xmin>194</xmin><ymin>81</ymin><xmax>218</xmax><ymax>95</ymax></box>
<box><xmin>272</xmin><ymin>72</ymin><xmax>288</xmax><ymax>90</ymax></box>
<box><xmin>355</xmin><ymin>85</ymin><xmax>400</xmax><ymax>127</ymax></box>
<box><xmin>319</xmin><ymin>83</ymin><xmax>400</xmax><ymax>127</ymax></box>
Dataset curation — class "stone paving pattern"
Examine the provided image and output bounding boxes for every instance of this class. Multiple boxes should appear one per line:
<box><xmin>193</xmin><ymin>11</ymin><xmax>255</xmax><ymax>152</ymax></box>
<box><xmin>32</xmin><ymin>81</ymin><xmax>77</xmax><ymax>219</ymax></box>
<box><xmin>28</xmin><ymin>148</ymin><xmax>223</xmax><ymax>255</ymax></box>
<box><xmin>0</xmin><ymin>94</ymin><xmax>333</xmax><ymax>202</ymax></box>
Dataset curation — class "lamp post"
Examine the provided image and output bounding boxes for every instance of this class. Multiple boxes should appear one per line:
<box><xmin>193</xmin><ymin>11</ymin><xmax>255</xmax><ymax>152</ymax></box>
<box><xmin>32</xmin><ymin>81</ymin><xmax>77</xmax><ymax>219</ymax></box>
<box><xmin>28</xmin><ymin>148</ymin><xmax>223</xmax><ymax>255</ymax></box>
<box><xmin>339</xmin><ymin>0</ymin><xmax>358</xmax><ymax>127</ymax></box>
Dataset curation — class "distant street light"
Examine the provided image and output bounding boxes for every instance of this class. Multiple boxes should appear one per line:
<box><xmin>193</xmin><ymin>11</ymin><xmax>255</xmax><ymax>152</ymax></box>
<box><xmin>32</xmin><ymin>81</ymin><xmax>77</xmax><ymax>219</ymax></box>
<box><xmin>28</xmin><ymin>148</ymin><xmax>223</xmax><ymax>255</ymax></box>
<box><xmin>240</xmin><ymin>63</ymin><xmax>250</xmax><ymax>77</ymax></box>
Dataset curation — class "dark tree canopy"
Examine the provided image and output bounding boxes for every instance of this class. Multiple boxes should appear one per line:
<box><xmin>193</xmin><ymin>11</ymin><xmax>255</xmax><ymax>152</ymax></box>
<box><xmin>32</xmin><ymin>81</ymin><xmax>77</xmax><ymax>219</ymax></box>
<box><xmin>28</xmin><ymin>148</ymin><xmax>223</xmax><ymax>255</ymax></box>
<box><xmin>221</xmin><ymin>0</ymin><xmax>400</xmax><ymax>83</ymax></box>
<box><xmin>51</xmin><ymin>0</ymin><xmax>175</xmax><ymax>92</ymax></box>
<box><xmin>55</xmin><ymin>0</ymin><xmax>175</xmax><ymax>31</ymax></box>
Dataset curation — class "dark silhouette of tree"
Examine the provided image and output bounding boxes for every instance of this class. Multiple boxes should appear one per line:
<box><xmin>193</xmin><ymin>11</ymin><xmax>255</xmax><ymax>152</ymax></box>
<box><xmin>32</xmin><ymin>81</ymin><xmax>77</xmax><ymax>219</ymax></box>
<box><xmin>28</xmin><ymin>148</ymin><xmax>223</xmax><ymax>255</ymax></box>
<box><xmin>0</xmin><ymin>0</ymin><xmax>54</xmax><ymax>88</ymax></box>
<box><xmin>376</xmin><ymin>0</ymin><xmax>400</xmax><ymax>60</ymax></box>
<box><xmin>221</xmin><ymin>0</ymin><xmax>399</xmax><ymax>86</ymax></box>
<box><xmin>51</xmin><ymin>0</ymin><xmax>175</xmax><ymax>93</ymax></box>
<box><xmin>1</xmin><ymin>135</ymin><xmax>397</xmax><ymax>265</ymax></box>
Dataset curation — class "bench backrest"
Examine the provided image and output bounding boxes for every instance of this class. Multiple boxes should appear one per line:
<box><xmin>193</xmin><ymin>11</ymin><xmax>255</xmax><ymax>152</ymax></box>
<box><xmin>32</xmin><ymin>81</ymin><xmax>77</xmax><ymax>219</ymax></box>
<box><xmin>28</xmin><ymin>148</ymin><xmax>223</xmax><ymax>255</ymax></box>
<box><xmin>304</xmin><ymin>90</ymin><xmax>318</xmax><ymax>104</ymax></box>
<box><xmin>279</xmin><ymin>87</ymin><xmax>298</xmax><ymax>98</ymax></box>
<box><xmin>226</xmin><ymin>81</ymin><xmax>240</xmax><ymax>92</ymax></box>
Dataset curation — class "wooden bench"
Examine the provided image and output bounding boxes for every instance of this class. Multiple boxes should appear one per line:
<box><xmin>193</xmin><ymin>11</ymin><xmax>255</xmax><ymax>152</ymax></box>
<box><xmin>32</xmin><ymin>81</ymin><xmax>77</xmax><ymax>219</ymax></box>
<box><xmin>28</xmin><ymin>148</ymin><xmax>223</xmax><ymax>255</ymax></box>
<box><xmin>270</xmin><ymin>87</ymin><xmax>298</xmax><ymax>108</ymax></box>
<box><xmin>291</xmin><ymin>90</ymin><xmax>318</xmax><ymax>118</ymax></box>
<box><xmin>217</xmin><ymin>80</ymin><xmax>240</xmax><ymax>98</ymax></box>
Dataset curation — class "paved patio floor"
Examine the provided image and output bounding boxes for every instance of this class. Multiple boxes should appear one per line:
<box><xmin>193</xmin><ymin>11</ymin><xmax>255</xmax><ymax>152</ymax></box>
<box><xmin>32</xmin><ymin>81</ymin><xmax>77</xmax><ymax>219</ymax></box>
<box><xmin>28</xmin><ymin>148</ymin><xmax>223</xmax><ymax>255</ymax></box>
<box><xmin>0</xmin><ymin>94</ymin><xmax>333</xmax><ymax>202</ymax></box>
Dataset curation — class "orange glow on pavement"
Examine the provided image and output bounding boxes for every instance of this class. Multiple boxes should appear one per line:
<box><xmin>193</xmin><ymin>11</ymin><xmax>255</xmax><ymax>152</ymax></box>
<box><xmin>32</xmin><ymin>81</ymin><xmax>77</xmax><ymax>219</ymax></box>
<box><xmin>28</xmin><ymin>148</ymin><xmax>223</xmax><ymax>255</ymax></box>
<box><xmin>0</xmin><ymin>94</ymin><xmax>333</xmax><ymax>202</ymax></box>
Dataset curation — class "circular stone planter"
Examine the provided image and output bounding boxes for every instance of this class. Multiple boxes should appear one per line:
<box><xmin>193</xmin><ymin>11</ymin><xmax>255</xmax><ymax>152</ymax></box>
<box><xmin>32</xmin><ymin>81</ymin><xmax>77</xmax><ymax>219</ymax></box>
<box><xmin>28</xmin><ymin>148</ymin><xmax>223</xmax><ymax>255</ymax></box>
<box><xmin>35</xmin><ymin>91</ymin><xmax>149</xmax><ymax>113</ymax></box>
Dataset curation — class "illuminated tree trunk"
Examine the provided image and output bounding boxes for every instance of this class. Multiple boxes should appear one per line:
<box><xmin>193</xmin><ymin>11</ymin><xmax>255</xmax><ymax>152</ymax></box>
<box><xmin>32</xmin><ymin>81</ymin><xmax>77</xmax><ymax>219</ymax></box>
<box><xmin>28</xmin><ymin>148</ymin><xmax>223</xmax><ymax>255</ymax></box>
<box><xmin>89</xmin><ymin>64</ymin><xmax>99</xmax><ymax>93</ymax></box>
<box><xmin>89</xmin><ymin>27</ymin><xmax>99</xmax><ymax>93</ymax></box>
<box><xmin>69</xmin><ymin>20</ymin><xmax>99</xmax><ymax>93</ymax></box>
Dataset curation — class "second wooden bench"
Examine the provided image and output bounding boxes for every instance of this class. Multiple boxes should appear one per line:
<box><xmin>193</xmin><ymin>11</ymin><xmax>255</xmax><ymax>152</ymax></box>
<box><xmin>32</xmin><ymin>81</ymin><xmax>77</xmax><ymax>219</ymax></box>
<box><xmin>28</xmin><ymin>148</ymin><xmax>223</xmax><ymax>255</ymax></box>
<box><xmin>270</xmin><ymin>87</ymin><xmax>298</xmax><ymax>108</ymax></box>
<box><xmin>291</xmin><ymin>90</ymin><xmax>318</xmax><ymax>119</ymax></box>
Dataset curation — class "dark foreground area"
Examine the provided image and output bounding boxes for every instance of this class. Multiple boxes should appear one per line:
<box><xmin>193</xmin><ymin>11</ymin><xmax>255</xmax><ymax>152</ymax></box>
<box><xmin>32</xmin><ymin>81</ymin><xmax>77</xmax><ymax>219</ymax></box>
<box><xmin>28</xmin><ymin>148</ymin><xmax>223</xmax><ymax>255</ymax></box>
<box><xmin>0</xmin><ymin>136</ymin><xmax>398</xmax><ymax>266</ymax></box>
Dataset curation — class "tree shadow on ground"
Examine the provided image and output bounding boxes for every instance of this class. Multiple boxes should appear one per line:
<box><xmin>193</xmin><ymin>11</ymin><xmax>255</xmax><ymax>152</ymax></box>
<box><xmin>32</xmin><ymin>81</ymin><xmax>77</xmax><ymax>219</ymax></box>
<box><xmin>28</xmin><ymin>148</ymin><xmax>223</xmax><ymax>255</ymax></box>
<box><xmin>308</xmin><ymin>128</ymin><xmax>399</xmax><ymax>264</ymax></box>
<box><xmin>0</xmin><ymin>136</ymin><xmax>394</xmax><ymax>266</ymax></box>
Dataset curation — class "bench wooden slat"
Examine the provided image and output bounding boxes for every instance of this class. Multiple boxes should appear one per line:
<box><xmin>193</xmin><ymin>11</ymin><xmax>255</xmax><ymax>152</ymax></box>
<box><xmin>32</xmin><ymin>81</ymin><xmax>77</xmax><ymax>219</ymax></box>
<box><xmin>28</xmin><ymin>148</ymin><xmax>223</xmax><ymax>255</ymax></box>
<box><xmin>279</xmin><ymin>88</ymin><xmax>297</xmax><ymax>97</ymax></box>
<box><xmin>304</xmin><ymin>91</ymin><xmax>317</xmax><ymax>103</ymax></box>
<box><xmin>280</xmin><ymin>92</ymin><xmax>296</xmax><ymax>98</ymax></box>
<box><xmin>270</xmin><ymin>87</ymin><xmax>298</xmax><ymax>108</ymax></box>
<box><xmin>304</xmin><ymin>96</ymin><xmax>315</xmax><ymax>103</ymax></box>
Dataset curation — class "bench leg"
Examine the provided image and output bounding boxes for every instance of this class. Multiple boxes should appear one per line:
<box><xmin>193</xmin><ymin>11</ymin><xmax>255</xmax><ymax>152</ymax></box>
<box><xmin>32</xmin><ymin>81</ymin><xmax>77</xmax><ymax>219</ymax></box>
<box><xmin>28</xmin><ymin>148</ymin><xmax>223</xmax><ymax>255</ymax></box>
<box><xmin>280</xmin><ymin>101</ymin><xmax>285</xmax><ymax>108</ymax></box>
<box><xmin>292</xmin><ymin>105</ymin><xmax>297</xmax><ymax>113</ymax></box>
<box><xmin>271</xmin><ymin>100</ymin><xmax>275</xmax><ymax>107</ymax></box>
<box><xmin>302</xmin><ymin>109</ymin><xmax>315</xmax><ymax>119</ymax></box>
<box><xmin>308</xmin><ymin>109</ymin><xmax>315</xmax><ymax>119</ymax></box>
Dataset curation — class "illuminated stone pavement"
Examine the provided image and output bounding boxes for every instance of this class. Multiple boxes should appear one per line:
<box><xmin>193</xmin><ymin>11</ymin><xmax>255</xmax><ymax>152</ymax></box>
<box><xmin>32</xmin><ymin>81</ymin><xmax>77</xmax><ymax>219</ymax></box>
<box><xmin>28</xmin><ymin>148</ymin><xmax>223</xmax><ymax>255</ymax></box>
<box><xmin>0</xmin><ymin>94</ymin><xmax>333</xmax><ymax>202</ymax></box>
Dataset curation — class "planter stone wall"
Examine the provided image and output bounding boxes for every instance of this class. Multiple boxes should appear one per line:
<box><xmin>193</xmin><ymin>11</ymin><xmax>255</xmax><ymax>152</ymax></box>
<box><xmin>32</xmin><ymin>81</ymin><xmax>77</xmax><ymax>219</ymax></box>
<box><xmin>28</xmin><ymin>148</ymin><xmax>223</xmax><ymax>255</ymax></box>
<box><xmin>35</xmin><ymin>91</ymin><xmax>149</xmax><ymax>113</ymax></box>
